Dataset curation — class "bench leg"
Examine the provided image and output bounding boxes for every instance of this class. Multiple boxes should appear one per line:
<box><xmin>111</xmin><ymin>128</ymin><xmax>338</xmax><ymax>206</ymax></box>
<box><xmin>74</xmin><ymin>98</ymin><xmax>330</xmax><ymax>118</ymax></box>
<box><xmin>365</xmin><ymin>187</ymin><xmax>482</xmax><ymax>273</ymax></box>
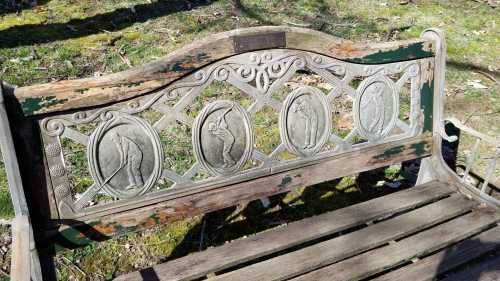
<box><xmin>416</xmin><ymin>158</ymin><xmax>436</xmax><ymax>185</ymax></box>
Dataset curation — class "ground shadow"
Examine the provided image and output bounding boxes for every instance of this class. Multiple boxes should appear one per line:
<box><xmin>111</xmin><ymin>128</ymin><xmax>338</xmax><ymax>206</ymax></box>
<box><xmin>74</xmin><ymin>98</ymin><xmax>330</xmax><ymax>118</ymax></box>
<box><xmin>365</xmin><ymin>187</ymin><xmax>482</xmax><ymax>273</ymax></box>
<box><xmin>0</xmin><ymin>0</ymin><xmax>50</xmax><ymax>16</ymax></box>
<box><xmin>435</xmin><ymin>239</ymin><xmax>500</xmax><ymax>280</ymax></box>
<box><xmin>0</xmin><ymin>0</ymin><xmax>217</xmax><ymax>48</ymax></box>
<box><xmin>156</xmin><ymin>169</ymin><xmax>403</xmax><ymax>263</ymax></box>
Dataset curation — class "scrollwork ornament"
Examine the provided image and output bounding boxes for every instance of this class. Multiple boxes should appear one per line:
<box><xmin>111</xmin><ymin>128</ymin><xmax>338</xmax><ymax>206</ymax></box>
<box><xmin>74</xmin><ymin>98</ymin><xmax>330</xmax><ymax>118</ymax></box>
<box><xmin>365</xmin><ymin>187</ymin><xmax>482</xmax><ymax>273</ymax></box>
<box><xmin>309</xmin><ymin>55</ymin><xmax>346</xmax><ymax>76</ymax></box>
<box><xmin>41</xmin><ymin>108</ymin><xmax>119</xmax><ymax>137</ymax></box>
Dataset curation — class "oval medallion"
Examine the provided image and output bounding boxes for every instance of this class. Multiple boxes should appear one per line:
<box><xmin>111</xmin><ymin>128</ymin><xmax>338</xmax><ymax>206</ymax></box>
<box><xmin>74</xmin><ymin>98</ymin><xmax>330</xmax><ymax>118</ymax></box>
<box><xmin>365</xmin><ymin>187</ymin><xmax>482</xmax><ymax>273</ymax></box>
<box><xmin>354</xmin><ymin>75</ymin><xmax>399</xmax><ymax>141</ymax></box>
<box><xmin>280</xmin><ymin>86</ymin><xmax>331</xmax><ymax>157</ymax></box>
<box><xmin>193</xmin><ymin>101</ymin><xmax>253</xmax><ymax>176</ymax></box>
<box><xmin>88</xmin><ymin>113</ymin><xmax>163</xmax><ymax>199</ymax></box>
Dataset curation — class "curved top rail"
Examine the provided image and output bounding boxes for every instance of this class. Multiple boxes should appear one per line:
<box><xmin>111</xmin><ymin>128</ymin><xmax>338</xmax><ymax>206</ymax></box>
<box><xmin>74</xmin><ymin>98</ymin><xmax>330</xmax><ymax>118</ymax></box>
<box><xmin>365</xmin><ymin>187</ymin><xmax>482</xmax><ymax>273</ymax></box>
<box><xmin>13</xmin><ymin>26</ymin><xmax>434</xmax><ymax>116</ymax></box>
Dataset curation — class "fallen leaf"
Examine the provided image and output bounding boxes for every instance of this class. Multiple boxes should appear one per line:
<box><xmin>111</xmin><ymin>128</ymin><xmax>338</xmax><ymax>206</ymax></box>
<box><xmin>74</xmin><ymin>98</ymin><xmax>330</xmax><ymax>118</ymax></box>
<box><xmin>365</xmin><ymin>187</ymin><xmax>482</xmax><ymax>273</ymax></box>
<box><xmin>466</xmin><ymin>80</ymin><xmax>488</xmax><ymax>89</ymax></box>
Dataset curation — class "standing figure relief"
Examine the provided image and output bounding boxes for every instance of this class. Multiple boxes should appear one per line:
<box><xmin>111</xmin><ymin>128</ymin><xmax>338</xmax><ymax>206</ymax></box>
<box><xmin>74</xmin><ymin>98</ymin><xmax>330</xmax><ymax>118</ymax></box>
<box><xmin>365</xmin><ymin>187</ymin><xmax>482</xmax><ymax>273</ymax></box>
<box><xmin>295</xmin><ymin>96</ymin><xmax>318</xmax><ymax>149</ymax></box>
<box><xmin>208</xmin><ymin>103</ymin><xmax>236</xmax><ymax>168</ymax></box>
<box><xmin>111</xmin><ymin>132</ymin><xmax>144</xmax><ymax>190</ymax></box>
<box><xmin>363</xmin><ymin>83</ymin><xmax>386</xmax><ymax>134</ymax></box>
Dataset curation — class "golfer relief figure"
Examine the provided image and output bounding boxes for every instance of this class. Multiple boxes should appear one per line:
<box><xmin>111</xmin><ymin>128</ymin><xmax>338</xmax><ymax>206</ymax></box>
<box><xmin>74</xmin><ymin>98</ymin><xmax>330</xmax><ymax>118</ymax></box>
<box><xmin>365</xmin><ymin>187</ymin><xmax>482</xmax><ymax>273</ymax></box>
<box><xmin>208</xmin><ymin>104</ymin><xmax>236</xmax><ymax>168</ymax></box>
<box><xmin>111</xmin><ymin>132</ymin><xmax>144</xmax><ymax>190</ymax></box>
<box><xmin>295</xmin><ymin>96</ymin><xmax>318</xmax><ymax>149</ymax></box>
<box><xmin>363</xmin><ymin>83</ymin><xmax>386</xmax><ymax>134</ymax></box>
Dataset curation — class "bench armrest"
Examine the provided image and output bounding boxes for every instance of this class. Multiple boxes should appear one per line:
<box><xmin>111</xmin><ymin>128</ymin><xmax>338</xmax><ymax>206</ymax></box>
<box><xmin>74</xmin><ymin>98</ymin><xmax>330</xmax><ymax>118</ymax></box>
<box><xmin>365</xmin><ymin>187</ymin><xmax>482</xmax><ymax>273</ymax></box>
<box><xmin>444</xmin><ymin>117</ymin><xmax>500</xmax><ymax>201</ymax></box>
<box><xmin>445</xmin><ymin>117</ymin><xmax>500</xmax><ymax>148</ymax></box>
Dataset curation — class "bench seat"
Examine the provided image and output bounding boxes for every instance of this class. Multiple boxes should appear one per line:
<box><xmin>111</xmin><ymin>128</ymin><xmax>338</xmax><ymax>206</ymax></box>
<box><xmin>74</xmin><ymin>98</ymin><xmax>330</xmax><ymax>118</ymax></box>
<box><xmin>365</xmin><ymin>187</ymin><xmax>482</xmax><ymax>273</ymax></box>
<box><xmin>116</xmin><ymin>180</ymin><xmax>500</xmax><ymax>281</ymax></box>
<box><xmin>2</xmin><ymin>26</ymin><xmax>499</xmax><ymax>280</ymax></box>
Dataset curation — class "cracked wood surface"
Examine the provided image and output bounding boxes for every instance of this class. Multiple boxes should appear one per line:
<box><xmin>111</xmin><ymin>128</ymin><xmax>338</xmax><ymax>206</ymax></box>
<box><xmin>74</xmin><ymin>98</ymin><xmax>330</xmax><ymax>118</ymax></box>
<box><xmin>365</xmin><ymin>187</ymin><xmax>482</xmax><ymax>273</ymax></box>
<box><xmin>115</xmin><ymin>181</ymin><xmax>453</xmax><ymax>281</ymax></box>
<box><xmin>12</xmin><ymin>26</ymin><xmax>434</xmax><ymax>116</ymax></box>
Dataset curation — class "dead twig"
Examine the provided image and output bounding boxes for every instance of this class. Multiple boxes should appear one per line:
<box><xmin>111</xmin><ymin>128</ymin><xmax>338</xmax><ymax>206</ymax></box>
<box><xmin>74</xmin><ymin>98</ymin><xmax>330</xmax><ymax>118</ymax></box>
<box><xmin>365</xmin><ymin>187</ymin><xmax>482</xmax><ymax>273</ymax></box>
<box><xmin>59</xmin><ymin>256</ymin><xmax>86</xmax><ymax>277</ymax></box>
<box><xmin>384</xmin><ymin>25</ymin><xmax>412</xmax><ymax>41</ymax></box>
<box><xmin>283</xmin><ymin>20</ymin><xmax>311</xmax><ymax>27</ymax></box>
<box><xmin>477</xmin><ymin>70</ymin><xmax>498</xmax><ymax>83</ymax></box>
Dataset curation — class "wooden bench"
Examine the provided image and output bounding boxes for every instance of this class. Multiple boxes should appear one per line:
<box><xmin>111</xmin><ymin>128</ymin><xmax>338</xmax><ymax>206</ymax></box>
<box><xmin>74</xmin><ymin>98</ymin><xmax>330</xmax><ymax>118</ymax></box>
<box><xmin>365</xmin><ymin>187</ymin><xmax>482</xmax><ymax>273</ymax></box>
<box><xmin>0</xmin><ymin>26</ymin><xmax>498</xmax><ymax>281</ymax></box>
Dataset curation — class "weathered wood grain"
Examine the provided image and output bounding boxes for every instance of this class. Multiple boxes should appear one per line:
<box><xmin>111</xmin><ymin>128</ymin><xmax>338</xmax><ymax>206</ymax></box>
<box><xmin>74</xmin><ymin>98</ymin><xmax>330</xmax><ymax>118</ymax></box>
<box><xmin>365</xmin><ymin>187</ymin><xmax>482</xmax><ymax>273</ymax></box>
<box><xmin>440</xmin><ymin>250</ymin><xmax>500</xmax><ymax>281</ymax></box>
<box><xmin>372</xmin><ymin>225</ymin><xmax>500</xmax><ymax>281</ymax></box>
<box><xmin>290</xmin><ymin>206</ymin><xmax>500</xmax><ymax>281</ymax></box>
<box><xmin>13</xmin><ymin>26</ymin><xmax>434</xmax><ymax>116</ymax></box>
<box><xmin>203</xmin><ymin>194</ymin><xmax>478</xmax><ymax>281</ymax></box>
<box><xmin>115</xmin><ymin>181</ymin><xmax>452</xmax><ymax>281</ymax></box>
<box><xmin>73</xmin><ymin>134</ymin><xmax>433</xmax><ymax>221</ymax></box>
<box><xmin>53</xmin><ymin>135</ymin><xmax>432</xmax><ymax>248</ymax></box>
<box><xmin>11</xmin><ymin>216</ymin><xmax>31</xmax><ymax>281</ymax></box>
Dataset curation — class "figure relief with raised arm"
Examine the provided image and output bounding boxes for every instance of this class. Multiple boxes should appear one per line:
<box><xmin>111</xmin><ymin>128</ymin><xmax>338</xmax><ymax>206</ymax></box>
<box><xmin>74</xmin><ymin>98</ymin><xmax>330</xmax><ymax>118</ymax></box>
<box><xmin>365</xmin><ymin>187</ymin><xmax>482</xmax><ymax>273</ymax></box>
<box><xmin>208</xmin><ymin>103</ymin><xmax>237</xmax><ymax>168</ymax></box>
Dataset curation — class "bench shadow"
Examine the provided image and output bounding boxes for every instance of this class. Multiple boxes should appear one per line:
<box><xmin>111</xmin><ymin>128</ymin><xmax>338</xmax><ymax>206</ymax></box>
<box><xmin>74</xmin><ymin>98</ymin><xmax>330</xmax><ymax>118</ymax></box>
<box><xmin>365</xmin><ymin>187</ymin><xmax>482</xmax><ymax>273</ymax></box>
<box><xmin>0</xmin><ymin>0</ymin><xmax>216</xmax><ymax>48</ymax></box>
<box><xmin>159</xmin><ymin>169</ymin><xmax>408</xmax><ymax>263</ymax></box>
<box><xmin>0</xmin><ymin>0</ymin><xmax>50</xmax><ymax>16</ymax></box>
<box><xmin>434</xmin><ymin>239</ymin><xmax>500</xmax><ymax>280</ymax></box>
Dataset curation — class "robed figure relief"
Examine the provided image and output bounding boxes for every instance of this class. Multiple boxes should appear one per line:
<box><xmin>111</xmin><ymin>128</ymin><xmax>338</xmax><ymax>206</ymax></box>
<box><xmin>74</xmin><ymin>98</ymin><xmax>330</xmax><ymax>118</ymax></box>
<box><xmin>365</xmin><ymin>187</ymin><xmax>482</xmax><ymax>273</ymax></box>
<box><xmin>294</xmin><ymin>96</ymin><xmax>318</xmax><ymax>149</ymax></box>
<box><xmin>111</xmin><ymin>132</ymin><xmax>144</xmax><ymax>190</ymax></box>
<box><xmin>208</xmin><ymin>104</ymin><xmax>236</xmax><ymax>168</ymax></box>
<box><xmin>361</xmin><ymin>82</ymin><xmax>386</xmax><ymax>135</ymax></box>
<box><xmin>355</xmin><ymin>76</ymin><xmax>398</xmax><ymax>142</ymax></box>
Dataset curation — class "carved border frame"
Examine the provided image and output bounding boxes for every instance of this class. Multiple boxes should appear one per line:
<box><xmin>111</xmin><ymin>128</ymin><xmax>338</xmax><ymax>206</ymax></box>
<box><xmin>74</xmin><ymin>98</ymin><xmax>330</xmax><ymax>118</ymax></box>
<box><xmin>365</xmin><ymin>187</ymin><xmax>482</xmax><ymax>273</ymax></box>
<box><xmin>86</xmin><ymin>113</ymin><xmax>163</xmax><ymax>200</ymax></box>
<box><xmin>354</xmin><ymin>74</ymin><xmax>399</xmax><ymax>142</ymax></box>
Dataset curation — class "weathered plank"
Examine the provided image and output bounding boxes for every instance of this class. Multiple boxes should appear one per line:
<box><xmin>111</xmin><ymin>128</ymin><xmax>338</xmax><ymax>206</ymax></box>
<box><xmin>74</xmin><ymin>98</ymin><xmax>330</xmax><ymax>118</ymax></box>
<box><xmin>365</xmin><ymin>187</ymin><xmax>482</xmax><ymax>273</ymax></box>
<box><xmin>10</xmin><ymin>216</ymin><xmax>31</xmax><ymax>281</ymax></box>
<box><xmin>115</xmin><ymin>181</ymin><xmax>452</xmax><ymax>281</ymax></box>
<box><xmin>13</xmin><ymin>26</ymin><xmax>433</xmax><ymax>116</ymax></box>
<box><xmin>53</xmin><ymin>135</ymin><xmax>432</xmax><ymax>248</ymax></box>
<box><xmin>440</xmin><ymin>251</ymin><xmax>500</xmax><ymax>281</ymax></box>
<box><xmin>372</xmin><ymin>225</ymin><xmax>500</xmax><ymax>281</ymax></box>
<box><xmin>202</xmin><ymin>194</ymin><xmax>478</xmax><ymax>281</ymax></box>
<box><xmin>290</xmin><ymin>206</ymin><xmax>500</xmax><ymax>281</ymax></box>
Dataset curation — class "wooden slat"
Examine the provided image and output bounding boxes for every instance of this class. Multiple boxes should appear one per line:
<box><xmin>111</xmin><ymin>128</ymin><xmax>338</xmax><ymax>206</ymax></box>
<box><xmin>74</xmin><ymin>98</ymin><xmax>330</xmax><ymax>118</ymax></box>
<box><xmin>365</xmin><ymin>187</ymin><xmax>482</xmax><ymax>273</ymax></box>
<box><xmin>11</xmin><ymin>216</ymin><xmax>31</xmax><ymax>281</ymax></box>
<box><xmin>200</xmin><ymin>193</ymin><xmax>478</xmax><ymax>281</ymax></box>
<box><xmin>13</xmin><ymin>26</ymin><xmax>433</xmax><ymax>116</ymax></box>
<box><xmin>440</xmin><ymin>250</ymin><xmax>500</xmax><ymax>281</ymax></box>
<box><xmin>55</xmin><ymin>135</ymin><xmax>433</xmax><ymax>248</ymax></box>
<box><xmin>115</xmin><ymin>181</ymin><xmax>453</xmax><ymax>281</ymax></box>
<box><xmin>290</xmin><ymin>206</ymin><xmax>500</xmax><ymax>281</ymax></box>
<box><xmin>372</xmin><ymin>225</ymin><xmax>500</xmax><ymax>281</ymax></box>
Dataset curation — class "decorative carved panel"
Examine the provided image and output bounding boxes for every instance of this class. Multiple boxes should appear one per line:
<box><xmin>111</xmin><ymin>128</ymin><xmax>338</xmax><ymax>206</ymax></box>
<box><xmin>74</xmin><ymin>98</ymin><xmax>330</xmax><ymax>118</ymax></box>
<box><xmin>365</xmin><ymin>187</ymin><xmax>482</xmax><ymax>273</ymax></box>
<box><xmin>39</xmin><ymin>49</ymin><xmax>429</xmax><ymax>218</ymax></box>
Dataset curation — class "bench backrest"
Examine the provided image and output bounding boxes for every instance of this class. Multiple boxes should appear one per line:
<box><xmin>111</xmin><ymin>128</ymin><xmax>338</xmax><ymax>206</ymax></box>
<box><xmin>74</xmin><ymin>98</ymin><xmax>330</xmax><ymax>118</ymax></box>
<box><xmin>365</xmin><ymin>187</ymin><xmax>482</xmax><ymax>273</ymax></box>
<box><xmin>0</xmin><ymin>26</ymin><xmax>440</xmax><ymax>251</ymax></box>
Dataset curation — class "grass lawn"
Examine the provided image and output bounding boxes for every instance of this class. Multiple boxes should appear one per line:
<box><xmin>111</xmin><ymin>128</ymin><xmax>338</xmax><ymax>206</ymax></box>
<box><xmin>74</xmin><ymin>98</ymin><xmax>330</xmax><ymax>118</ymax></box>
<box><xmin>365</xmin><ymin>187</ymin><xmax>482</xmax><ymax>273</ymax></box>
<box><xmin>0</xmin><ymin>0</ymin><xmax>498</xmax><ymax>280</ymax></box>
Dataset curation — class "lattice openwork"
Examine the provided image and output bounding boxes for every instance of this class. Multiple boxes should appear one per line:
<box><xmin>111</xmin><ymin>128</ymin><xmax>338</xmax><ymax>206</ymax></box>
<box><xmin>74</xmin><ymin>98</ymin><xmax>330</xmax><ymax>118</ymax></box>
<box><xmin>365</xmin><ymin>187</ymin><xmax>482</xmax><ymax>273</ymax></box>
<box><xmin>39</xmin><ymin>49</ymin><xmax>430</xmax><ymax>217</ymax></box>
